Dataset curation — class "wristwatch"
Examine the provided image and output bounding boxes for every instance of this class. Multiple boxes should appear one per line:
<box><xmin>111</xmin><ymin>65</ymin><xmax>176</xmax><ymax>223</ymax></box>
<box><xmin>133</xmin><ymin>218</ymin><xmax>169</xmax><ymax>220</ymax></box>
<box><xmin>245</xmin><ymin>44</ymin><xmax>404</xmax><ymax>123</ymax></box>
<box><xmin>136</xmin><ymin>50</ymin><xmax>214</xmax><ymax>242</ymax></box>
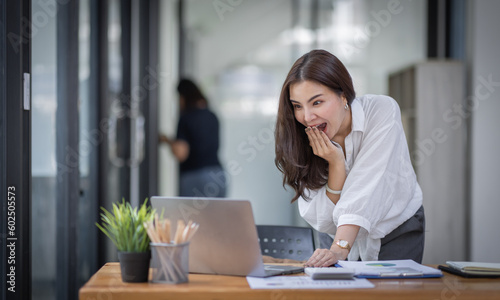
<box><xmin>335</xmin><ymin>240</ymin><xmax>351</xmax><ymax>252</ymax></box>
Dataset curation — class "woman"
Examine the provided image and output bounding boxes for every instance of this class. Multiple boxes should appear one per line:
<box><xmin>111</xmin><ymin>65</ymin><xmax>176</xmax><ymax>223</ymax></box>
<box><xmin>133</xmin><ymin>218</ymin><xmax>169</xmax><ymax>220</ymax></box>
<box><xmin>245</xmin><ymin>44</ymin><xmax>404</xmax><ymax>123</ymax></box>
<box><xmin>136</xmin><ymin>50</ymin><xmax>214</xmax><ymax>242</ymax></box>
<box><xmin>160</xmin><ymin>78</ymin><xmax>227</xmax><ymax>198</ymax></box>
<box><xmin>274</xmin><ymin>50</ymin><xmax>424</xmax><ymax>267</ymax></box>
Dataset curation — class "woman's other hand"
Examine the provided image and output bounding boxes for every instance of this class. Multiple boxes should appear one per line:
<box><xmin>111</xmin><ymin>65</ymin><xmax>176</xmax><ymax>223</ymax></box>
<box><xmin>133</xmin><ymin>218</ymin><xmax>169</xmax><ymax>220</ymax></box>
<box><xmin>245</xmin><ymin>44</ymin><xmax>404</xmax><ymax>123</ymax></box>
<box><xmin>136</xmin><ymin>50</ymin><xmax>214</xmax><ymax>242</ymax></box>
<box><xmin>159</xmin><ymin>134</ymin><xmax>190</xmax><ymax>163</ymax></box>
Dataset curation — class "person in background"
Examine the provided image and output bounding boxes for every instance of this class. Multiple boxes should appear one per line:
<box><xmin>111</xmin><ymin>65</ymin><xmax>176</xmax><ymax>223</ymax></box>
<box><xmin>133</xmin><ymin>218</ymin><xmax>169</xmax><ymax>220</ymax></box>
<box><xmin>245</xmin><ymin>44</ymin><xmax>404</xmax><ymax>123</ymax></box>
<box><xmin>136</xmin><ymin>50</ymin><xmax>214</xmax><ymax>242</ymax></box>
<box><xmin>160</xmin><ymin>78</ymin><xmax>227</xmax><ymax>198</ymax></box>
<box><xmin>274</xmin><ymin>49</ymin><xmax>424</xmax><ymax>266</ymax></box>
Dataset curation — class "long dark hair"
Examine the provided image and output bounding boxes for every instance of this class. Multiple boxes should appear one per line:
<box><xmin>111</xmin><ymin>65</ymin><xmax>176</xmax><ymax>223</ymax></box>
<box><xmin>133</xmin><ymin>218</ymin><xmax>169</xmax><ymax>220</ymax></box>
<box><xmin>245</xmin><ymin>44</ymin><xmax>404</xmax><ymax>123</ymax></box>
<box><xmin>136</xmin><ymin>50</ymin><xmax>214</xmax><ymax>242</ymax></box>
<box><xmin>274</xmin><ymin>49</ymin><xmax>356</xmax><ymax>202</ymax></box>
<box><xmin>177</xmin><ymin>78</ymin><xmax>208</xmax><ymax>111</ymax></box>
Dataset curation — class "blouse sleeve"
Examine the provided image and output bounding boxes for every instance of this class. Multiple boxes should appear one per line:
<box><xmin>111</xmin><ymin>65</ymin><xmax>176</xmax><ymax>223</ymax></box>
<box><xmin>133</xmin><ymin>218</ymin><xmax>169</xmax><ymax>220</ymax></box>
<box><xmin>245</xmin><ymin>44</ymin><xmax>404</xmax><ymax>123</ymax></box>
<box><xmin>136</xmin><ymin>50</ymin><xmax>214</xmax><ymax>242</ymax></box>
<box><xmin>298</xmin><ymin>188</ymin><xmax>337</xmax><ymax>235</ymax></box>
<box><xmin>333</xmin><ymin>97</ymin><xmax>417</xmax><ymax>239</ymax></box>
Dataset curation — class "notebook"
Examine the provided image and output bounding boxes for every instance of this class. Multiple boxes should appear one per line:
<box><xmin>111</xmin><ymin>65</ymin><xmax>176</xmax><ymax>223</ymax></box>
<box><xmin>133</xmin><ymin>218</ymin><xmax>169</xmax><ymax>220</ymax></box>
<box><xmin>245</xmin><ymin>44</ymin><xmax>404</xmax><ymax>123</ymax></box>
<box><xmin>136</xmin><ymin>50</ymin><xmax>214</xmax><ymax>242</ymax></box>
<box><xmin>150</xmin><ymin>196</ymin><xmax>304</xmax><ymax>277</ymax></box>
<box><xmin>439</xmin><ymin>261</ymin><xmax>500</xmax><ymax>278</ymax></box>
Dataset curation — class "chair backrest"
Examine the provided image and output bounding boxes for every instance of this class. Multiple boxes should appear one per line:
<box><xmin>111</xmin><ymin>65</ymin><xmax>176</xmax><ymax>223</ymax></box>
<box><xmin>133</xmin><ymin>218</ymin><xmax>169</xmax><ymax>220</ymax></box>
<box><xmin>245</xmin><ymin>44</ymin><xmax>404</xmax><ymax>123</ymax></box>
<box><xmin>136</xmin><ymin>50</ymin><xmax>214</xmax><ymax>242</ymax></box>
<box><xmin>256</xmin><ymin>225</ymin><xmax>315</xmax><ymax>261</ymax></box>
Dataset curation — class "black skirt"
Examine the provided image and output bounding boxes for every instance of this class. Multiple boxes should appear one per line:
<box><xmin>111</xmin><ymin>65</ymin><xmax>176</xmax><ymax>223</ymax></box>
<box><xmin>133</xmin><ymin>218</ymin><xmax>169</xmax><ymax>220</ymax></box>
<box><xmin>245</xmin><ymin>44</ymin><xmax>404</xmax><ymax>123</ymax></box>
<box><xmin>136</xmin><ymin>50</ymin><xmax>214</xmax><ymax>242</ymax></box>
<box><xmin>378</xmin><ymin>205</ymin><xmax>425</xmax><ymax>263</ymax></box>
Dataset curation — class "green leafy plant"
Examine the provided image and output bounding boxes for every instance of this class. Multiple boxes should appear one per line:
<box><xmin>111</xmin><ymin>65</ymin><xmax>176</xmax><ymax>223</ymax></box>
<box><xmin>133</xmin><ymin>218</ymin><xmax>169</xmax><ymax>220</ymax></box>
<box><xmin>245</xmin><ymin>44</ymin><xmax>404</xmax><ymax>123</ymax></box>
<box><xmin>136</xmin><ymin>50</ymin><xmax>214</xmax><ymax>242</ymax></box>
<box><xmin>96</xmin><ymin>198</ymin><xmax>156</xmax><ymax>253</ymax></box>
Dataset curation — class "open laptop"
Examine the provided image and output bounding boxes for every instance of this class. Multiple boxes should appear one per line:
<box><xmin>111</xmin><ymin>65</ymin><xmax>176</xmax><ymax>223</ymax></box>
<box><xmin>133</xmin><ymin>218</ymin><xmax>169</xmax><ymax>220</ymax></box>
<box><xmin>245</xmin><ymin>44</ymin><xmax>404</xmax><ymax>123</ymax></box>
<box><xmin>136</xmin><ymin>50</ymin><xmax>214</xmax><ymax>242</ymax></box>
<box><xmin>150</xmin><ymin>196</ymin><xmax>304</xmax><ymax>277</ymax></box>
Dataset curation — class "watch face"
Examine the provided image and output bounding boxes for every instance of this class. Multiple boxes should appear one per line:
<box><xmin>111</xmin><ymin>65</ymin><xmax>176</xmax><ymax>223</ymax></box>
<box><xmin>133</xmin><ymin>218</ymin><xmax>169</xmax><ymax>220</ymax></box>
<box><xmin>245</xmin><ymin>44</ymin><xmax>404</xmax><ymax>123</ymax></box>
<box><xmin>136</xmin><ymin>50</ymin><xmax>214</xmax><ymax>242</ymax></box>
<box><xmin>339</xmin><ymin>240</ymin><xmax>348</xmax><ymax>248</ymax></box>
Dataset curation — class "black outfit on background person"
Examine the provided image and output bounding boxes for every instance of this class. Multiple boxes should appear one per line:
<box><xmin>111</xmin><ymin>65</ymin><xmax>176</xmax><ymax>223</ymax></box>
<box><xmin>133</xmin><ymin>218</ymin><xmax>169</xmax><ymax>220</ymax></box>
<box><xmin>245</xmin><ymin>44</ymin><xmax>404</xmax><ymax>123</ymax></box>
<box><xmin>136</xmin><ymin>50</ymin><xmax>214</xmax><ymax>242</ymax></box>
<box><xmin>176</xmin><ymin>108</ymin><xmax>226</xmax><ymax>197</ymax></box>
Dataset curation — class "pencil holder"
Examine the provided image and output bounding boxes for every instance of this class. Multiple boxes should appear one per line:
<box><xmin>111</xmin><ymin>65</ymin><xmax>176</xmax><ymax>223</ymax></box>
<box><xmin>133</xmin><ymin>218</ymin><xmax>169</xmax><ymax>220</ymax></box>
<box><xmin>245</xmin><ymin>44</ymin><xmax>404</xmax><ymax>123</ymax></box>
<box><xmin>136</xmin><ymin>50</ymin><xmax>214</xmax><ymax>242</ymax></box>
<box><xmin>150</xmin><ymin>242</ymin><xmax>190</xmax><ymax>284</ymax></box>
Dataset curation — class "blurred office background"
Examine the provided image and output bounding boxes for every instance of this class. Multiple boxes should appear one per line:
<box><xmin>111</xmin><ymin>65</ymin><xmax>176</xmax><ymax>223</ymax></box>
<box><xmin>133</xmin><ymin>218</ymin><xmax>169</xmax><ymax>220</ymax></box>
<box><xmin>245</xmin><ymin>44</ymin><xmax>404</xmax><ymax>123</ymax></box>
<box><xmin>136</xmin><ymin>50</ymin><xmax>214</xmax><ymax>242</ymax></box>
<box><xmin>2</xmin><ymin>0</ymin><xmax>497</xmax><ymax>299</ymax></box>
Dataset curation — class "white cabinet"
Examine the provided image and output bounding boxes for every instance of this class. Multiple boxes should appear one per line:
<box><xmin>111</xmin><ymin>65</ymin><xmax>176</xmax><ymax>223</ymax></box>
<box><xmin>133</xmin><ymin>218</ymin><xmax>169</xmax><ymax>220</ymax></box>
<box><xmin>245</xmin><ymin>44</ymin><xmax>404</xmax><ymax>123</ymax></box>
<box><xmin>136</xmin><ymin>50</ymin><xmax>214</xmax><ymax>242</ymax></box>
<box><xmin>389</xmin><ymin>61</ymin><xmax>466</xmax><ymax>263</ymax></box>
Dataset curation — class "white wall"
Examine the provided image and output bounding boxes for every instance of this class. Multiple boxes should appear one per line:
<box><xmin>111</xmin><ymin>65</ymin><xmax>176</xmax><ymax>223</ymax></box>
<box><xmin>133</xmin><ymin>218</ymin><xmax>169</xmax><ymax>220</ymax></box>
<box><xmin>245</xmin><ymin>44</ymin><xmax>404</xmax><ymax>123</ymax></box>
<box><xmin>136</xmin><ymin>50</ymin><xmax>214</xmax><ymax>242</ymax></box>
<box><xmin>469</xmin><ymin>0</ymin><xmax>500</xmax><ymax>262</ymax></box>
<box><xmin>363</xmin><ymin>0</ymin><xmax>426</xmax><ymax>95</ymax></box>
<box><xmin>158</xmin><ymin>0</ymin><xmax>180</xmax><ymax>197</ymax></box>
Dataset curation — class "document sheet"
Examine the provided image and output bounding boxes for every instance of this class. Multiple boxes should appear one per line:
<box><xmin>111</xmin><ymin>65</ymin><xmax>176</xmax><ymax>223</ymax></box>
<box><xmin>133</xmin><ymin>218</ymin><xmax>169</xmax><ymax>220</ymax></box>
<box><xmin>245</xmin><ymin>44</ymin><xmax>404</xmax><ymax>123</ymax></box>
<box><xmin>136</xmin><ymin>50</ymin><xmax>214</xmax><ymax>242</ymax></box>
<box><xmin>246</xmin><ymin>276</ymin><xmax>374</xmax><ymax>289</ymax></box>
<box><xmin>337</xmin><ymin>259</ymin><xmax>442</xmax><ymax>278</ymax></box>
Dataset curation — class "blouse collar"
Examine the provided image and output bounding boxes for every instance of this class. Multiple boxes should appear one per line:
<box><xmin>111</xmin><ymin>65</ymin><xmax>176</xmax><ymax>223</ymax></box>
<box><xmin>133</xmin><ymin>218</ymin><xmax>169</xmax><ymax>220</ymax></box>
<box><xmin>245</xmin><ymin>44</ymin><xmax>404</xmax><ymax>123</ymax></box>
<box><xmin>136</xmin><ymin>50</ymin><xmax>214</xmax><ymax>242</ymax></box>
<box><xmin>350</xmin><ymin>98</ymin><xmax>365</xmax><ymax>133</ymax></box>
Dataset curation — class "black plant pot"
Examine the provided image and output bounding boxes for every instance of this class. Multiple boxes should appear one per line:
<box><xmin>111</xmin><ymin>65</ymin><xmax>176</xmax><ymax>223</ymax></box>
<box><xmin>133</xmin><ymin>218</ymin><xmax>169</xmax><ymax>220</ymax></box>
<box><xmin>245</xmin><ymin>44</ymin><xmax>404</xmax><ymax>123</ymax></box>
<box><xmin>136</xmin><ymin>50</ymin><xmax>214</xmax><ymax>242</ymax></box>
<box><xmin>118</xmin><ymin>251</ymin><xmax>151</xmax><ymax>283</ymax></box>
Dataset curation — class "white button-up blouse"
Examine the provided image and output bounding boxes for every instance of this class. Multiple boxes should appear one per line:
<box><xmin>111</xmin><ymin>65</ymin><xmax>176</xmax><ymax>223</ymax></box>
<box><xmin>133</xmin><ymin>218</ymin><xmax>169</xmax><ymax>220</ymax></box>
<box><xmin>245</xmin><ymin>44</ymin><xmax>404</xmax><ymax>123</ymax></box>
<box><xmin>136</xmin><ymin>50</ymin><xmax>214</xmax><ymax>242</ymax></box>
<box><xmin>298</xmin><ymin>94</ymin><xmax>423</xmax><ymax>261</ymax></box>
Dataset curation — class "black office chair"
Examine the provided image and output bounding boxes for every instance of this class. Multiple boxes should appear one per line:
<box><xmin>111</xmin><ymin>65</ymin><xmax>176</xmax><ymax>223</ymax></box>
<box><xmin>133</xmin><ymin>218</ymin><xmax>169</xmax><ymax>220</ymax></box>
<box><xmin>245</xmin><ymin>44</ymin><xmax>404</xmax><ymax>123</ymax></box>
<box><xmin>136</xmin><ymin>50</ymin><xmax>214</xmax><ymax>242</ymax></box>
<box><xmin>256</xmin><ymin>225</ymin><xmax>315</xmax><ymax>261</ymax></box>
<box><xmin>318</xmin><ymin>231</ymin><xmax>334</xmax><ymax>249</ymax></box>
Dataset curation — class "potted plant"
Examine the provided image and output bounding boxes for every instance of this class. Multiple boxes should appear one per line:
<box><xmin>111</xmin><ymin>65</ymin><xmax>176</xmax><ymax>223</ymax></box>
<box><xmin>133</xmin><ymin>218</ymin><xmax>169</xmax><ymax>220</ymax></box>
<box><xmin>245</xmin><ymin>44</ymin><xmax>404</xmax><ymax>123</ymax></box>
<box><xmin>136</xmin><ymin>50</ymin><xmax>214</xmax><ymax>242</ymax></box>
<box><xmin>96</xmin><ymin>198</ymin><xmax>156</xmax><ymax>282</ymax></box>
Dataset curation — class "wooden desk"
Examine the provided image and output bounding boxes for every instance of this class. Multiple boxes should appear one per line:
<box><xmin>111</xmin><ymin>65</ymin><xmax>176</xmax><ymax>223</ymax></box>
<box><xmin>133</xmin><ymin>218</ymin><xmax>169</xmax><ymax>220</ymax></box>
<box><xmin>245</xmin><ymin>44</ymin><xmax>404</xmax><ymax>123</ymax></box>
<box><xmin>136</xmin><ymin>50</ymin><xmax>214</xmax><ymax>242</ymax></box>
<box><xmin>79</xmin><ymin>263</ymin><xmax>500</xmax><ymax>300</ymax></box>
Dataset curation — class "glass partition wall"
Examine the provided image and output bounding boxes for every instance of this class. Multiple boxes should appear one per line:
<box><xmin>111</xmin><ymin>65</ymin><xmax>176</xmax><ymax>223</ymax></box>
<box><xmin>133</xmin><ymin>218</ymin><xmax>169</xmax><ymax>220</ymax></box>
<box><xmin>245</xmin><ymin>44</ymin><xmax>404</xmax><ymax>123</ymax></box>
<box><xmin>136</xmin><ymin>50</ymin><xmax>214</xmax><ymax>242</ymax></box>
<box><xmin>31</xmin><ymin>0</ymin><xmax>159</xmax><ymax>299</ymax></box>
<box><xmin>31</xmin><ymin>0</ymin><xmax>97</xmax><ymax>298</ymax></box>
<box><xmin>31</xmin><ymin>0</ymin><xmax>59</xmax><ymax>298</ymax></box>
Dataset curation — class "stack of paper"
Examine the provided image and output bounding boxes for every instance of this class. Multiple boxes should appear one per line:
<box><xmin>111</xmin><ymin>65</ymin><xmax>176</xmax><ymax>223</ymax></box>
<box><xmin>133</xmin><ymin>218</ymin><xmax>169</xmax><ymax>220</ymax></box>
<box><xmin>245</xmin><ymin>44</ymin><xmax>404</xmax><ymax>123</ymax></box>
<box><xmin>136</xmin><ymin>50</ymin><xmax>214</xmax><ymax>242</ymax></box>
<box><xmin>444</xmin><ymin>261</ymin><xmax>500</xmax><ymax>276</ymax></box>
<box><xmin>337</xmin><ymin>259</ymin><xmax>443</xmax><ymax>278</ymax></box>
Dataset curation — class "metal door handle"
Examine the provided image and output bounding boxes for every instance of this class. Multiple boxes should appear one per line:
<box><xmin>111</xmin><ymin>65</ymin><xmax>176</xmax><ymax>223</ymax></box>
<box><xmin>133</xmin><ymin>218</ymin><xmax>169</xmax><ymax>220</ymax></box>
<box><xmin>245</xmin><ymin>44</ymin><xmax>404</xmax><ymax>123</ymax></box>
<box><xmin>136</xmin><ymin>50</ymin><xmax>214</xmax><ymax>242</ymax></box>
<box><xmin>108</xmin><ymin>98</ymin><xmax>127</xmax><ymax>167</ymax></box>
<box><xmin>130</xmin><ymin>112</ymin><xmax>145</xmax><ymax>168</ymax></box>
